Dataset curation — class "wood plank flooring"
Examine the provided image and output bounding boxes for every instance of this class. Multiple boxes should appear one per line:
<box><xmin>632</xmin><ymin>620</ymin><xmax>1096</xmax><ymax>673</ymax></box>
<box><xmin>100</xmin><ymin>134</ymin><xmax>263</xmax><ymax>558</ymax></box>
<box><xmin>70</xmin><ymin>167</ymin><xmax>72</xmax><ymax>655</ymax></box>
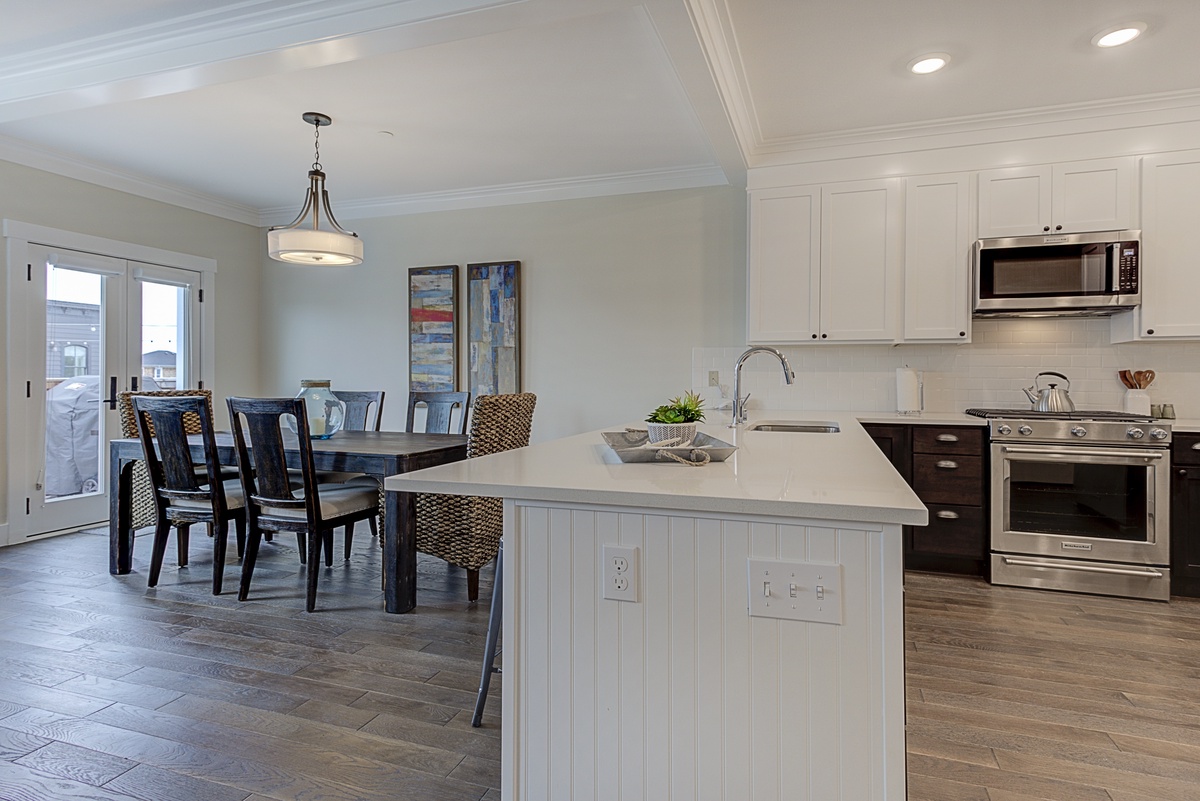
<box><xmin>3</xmin><ymin>529</ymin><xmax>1200</xmax><ymax>800</ymax></box>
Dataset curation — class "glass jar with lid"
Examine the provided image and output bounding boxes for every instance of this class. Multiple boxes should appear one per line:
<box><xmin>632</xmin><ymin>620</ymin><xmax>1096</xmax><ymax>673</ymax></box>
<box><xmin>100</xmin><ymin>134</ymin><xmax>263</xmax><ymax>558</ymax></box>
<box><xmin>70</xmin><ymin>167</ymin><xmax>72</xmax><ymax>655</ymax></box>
<box><xmin>288</xmin><ymin>379</ymin><xmax>345</xmax><ymax>439</ymax></box>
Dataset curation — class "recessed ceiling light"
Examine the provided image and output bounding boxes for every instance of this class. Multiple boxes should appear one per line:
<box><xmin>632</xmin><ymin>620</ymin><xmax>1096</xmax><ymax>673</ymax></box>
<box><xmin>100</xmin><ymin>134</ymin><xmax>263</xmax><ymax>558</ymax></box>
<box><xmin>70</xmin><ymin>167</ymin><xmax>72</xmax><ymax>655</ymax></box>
<box><xmin>1092</xmin><ymin>22</ymin><xmax>1146</xmax><ymax>48</ymax></box>
<box><xmin>909</xmin><ymin>53</ymin><xmax>950</xmax><ymax>74</ymax></box>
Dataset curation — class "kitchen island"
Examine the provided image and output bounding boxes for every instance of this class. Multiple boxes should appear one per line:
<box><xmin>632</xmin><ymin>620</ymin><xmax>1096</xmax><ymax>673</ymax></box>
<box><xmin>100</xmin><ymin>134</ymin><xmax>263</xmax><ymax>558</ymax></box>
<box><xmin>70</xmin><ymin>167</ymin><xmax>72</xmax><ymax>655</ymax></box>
<box><xmin>386</xmin><ymin>411</ymin><xmax>926</xmax><ymax>800</ymax></box>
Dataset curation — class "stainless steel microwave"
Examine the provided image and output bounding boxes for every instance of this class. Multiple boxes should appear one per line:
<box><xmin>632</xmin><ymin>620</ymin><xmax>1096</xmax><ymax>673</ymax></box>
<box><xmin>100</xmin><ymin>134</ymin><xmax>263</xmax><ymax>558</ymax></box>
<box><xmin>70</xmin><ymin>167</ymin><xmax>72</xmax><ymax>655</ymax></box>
<box><xmin>973</xmin><ymin>230</ymin><xmax>1140</xmax><ymax>317</ymax></box>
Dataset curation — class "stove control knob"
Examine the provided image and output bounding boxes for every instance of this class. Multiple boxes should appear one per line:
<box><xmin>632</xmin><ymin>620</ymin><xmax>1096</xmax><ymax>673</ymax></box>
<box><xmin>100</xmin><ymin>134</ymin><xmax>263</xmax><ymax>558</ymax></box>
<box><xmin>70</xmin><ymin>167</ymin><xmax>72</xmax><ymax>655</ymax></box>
<box><xmin>997</xmin><ymin>424</ymin><xmax>1012</xmax><ymax>435</ymax></box>
<box><xmin>1150</xmin><ymin>428</ymin><xmax>1169</xmax><ymax>441</ymax></box>
<box><xmin>1071</xmin><ymin>426</ymin><xmax>1088</xmax><ymax>438</ymax></box>
<box><xmin>1127</xmin><ymin>427</ymin><xmax>1146</xmax><ymax>439</ymax></box>
<box><xmin>1018</xmin><ymin>425</ymin><xmax>1033</xmax><ymax>436</ymax></box>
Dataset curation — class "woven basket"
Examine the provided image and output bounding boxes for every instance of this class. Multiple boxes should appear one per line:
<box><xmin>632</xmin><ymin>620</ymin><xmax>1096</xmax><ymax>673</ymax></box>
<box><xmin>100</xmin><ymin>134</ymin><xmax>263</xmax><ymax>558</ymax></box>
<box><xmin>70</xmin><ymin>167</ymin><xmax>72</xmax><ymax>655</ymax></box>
<box><xmin>646</xmin><ymin>421</ymin><xmax>697</xmax><ymax>445</ymax></box>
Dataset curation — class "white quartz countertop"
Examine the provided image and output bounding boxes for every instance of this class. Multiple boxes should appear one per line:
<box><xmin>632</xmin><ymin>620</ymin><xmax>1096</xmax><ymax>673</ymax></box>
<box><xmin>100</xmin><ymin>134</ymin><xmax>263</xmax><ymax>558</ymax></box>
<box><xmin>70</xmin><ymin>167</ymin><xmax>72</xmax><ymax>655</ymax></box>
<box><xmin>386</xmin><ymin>410</ymin><xmax>927</xmax><ymax>526</ymax></box>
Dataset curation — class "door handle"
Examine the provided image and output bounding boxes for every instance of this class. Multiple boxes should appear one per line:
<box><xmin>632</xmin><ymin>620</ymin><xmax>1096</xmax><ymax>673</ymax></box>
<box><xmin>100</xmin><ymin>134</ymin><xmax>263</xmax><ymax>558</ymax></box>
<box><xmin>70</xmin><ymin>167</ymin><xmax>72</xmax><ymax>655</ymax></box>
<box><xmin>105</xmin><ymin>376</ymin><xmax>118</xmax><ymax>410</ymax></box>
<box><xmin>131</xmin><ymin>376</ymin><xmax>139</xmax><ymax>392</ymax></box>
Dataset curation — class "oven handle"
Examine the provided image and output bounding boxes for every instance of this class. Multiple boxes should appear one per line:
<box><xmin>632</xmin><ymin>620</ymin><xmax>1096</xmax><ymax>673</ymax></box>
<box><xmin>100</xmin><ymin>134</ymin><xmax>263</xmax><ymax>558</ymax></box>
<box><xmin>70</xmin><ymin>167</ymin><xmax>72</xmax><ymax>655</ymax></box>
<box><xmin>999</xmin><ymin>446</ymin><xmax>1164</xmax><ymax>460</ymax></box>
<box><xmin>1001</xmin><ymin>556</ymin><xmax>1164</xmax><ymax>579</ymax></box>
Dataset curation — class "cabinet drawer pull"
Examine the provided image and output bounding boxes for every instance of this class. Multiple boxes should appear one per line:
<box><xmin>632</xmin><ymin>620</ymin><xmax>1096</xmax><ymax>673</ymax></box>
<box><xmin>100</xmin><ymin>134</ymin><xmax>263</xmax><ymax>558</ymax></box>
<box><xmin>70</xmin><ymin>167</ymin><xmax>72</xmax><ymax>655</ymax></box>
<box><xmin>935</xmin><ymin>510</ymin><xmax>960</xmax><ymax>520</ymax></box>
<box><xmin>936</xmin><ymin>460</ymin><xmax>958</xmax><ymax>469</ymax></box>
<box><xmin>1191</xmin><ymin>442</ymin><xmax>1200</xmax><ymax>450</ymax></box>
<box><xmin>936</xmin><ymin>434</ymin><xmax>959</xmax><ymax>443</ymax></box>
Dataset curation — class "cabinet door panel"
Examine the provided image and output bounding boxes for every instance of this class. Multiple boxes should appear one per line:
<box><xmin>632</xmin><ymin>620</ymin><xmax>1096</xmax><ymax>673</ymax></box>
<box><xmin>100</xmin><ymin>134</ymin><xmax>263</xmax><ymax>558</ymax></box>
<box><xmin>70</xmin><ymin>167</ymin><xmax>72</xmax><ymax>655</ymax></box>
<box><xmin>1053</xmin><ymin>158</ymin><xmax>1136</xmax><ymax>234</ymax></box>
<box><xmin>1139</xmin><ymin>151</ymin><xmax>1200</xmax><ymax>339</ymax></box>
<box><xmin>977</xmin><ymin>165</ymin><xmax>1051</xmax><ymax>237</ymax></box>
<box><xmin>819</xmin><ymin>179</ymin><xmax>901</xmax><ymax>341</ymax></box>
<box><xmin>904</xmin><ymin>173</ymin><xmax>971</xmax><ymax>342</ymax></box>
<box><xmin>748</xmin><ymin>187</ymin><xmax>820</xmax><ymax>342</ymax></box>
<box><xmin>912</xmin><ymin>426</ymin><xmax>983</xmax><ymax>456</ymax></box>
<box><xmin>912</xmin><ymin>504</ymin><xmax>985</xmax><ymax>558</ymax></box>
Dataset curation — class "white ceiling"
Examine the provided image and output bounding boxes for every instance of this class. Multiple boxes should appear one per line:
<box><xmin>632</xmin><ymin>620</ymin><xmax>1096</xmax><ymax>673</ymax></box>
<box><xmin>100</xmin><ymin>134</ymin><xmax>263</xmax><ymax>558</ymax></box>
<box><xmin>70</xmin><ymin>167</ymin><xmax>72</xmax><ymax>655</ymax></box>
<box><xmin>1</xmin><ymin>0</ymin><xmax>1197</xmax><ymax>226</ymax></box>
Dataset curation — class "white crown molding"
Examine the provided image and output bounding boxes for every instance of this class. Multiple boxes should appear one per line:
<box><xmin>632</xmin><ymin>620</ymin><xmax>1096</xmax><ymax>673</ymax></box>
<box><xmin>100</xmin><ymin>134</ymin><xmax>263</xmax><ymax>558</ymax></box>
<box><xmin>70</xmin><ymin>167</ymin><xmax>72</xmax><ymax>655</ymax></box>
<box><xmin>260</xmin><ymin>165</ymin><xmax>732</xmax><ymax>224</ymax></box>
<box><xmin>748</xmin><ymin>89</ymin><xmax>1200</xmax><ymax>170</ymax></box>
<box><xmin>683</xmin><ymin>0</ymin><xmax>760</xmax><ymax>162</ymax></box>
<box><xmin>0</xmin><ymin>134</ymin><xmax>261</xmax><ymax>226</ymax></box>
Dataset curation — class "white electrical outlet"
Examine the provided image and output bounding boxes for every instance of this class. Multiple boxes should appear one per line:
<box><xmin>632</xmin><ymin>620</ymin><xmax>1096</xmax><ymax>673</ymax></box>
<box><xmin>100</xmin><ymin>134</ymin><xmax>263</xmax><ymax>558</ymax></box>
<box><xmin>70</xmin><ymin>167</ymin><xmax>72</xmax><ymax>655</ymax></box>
<box><xmin>746</xmin><ymin>558</ymin><xmax>843</xmax><ymax>624</ymax></box>
<box><xmin>602</xmin><ymin>545</ymin><xmax>639</xmax><ymax>602</ymax></box>
<box><xmin>708</xmin><ymin>370</ymin><xmax>721</xmax><ymax>387</ymax></box>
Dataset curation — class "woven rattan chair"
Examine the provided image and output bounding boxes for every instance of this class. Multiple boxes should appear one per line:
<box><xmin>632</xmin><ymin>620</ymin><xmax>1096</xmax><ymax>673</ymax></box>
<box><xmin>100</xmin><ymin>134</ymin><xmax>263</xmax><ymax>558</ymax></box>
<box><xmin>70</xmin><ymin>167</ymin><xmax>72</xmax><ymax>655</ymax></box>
<box><xmin>117</xmin><ymin>389</ymin><xmax>220</xmax><ymax>543</ymax></box>
<box><xmin>415</xmin><ymin>392</ymin><xmax>536</xmax><ymax>601</ymax></box>
<box><xmin>131</xmin><ymin>394</ymin><xmax>246</xmax><ymax>594</ymax></box>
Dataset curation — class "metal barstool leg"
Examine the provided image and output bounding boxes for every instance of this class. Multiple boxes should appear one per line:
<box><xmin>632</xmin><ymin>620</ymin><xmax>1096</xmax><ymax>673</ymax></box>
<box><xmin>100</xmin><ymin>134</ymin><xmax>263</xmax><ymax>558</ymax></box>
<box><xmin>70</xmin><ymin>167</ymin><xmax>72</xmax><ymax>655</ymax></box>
<box><xmin>472</xmin><ymin>542</ymin><xmax>503</xmax><ymax>727</ymax></box>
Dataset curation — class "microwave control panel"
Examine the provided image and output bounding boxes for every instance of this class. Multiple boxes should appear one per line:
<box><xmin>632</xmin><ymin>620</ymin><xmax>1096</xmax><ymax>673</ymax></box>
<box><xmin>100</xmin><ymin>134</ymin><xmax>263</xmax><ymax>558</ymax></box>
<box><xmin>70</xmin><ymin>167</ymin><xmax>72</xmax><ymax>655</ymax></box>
<box><xmin>1117</xmin><ymin>242</ymin><xmax>1138</xmax><ymax>292</ymax></box>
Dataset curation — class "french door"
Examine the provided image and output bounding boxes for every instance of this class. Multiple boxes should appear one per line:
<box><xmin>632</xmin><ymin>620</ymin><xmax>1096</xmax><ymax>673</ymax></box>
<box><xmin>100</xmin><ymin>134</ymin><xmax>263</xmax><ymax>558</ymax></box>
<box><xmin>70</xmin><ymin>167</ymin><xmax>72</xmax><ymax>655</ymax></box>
<box><xmin>10</xmin><ymin>244</ymin><xmax>201</xmax><ymax>540</ymax></box>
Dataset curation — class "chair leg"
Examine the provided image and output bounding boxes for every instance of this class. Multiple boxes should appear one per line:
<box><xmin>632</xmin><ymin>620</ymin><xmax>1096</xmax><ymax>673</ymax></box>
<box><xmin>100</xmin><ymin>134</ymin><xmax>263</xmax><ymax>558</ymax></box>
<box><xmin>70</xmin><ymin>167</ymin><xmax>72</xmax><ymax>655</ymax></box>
<box><xmin>369</xmin><ymin>515</ymin><xmax>378</xmax><ymax>538</ymax></box>
<box><xmin>467</xmin><ymin>569</ymin><xmax>480</xmax><ymax>603</ymax></box>
<box><xmin>238</xmin><ymin>527</ymin><xmax>264</xmax><ymax>602</ymax></box>
<box><xmin>177</xmin><ymin>524</ymin><xmax>190</xmax><ymax>567</ymax></box>
<box><xmin>296</xmin><ymin>532</ymin><xmax>307</xmax><ymax>564</ymax></box>
<box><xmin>306</xmin><ymin>528</ymin><xmax>324</xmax><ymax>612</ymax></box>
<box><xmin>323</xmin><ymin>530</ymin><xmax>334</xmax><ymax>567</ymax></box>
<box><xmin>343</xmin><ymin>521</ymin><xmax>355</xmax><ymax>560</ymax></box>
<box><xmin>234</xmin><ymin>513</ymin><xmax>246</xmax><ymax>559</ymax></box>
<box><xmin>147</xmin><ymin>519</ymin><xmax>173</xmax><ymax>587</ymax></box>
<box><xmin>212</xmin><ymin>519</ymin><xmax>228</xmax><ymax>596</ymax></box>
<box><xmin>473</xmin><ymin>545</ymin><xmax>503</xmax><ymax>727</ymax></box>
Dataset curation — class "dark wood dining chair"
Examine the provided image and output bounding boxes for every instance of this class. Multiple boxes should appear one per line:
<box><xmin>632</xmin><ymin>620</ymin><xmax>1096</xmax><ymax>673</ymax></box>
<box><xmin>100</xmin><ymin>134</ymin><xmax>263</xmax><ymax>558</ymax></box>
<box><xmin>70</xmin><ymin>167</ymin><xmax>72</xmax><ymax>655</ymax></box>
<box><xmin>131</xmin><ymin>394</ymin><xmax>246</xmax><ymax>595</ymax></box>
<box><xmin>415</xmin><ymin>392</ymin><xmax>535</xmax><ymax>601</ymax></box>
<box><xmin>226</xmin><ymin>397</ymin><xmax>380</xmax><ymax>612</ymax></box>
<box><xmin>407</xmin><ymin>391</ymin><xmax>471</xmax><ymax>435</ymax></box>
<box><xmin>333</xmin><ymin>390</ymin><xmax>385</xmax><ymax>432</ymax></box>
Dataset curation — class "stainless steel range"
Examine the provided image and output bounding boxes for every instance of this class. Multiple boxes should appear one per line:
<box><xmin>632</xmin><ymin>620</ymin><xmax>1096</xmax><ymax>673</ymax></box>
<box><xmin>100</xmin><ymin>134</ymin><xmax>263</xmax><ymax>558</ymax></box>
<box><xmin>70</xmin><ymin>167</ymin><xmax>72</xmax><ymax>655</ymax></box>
<box><xmin>966</xmin><ymin>408</ymin><xmax>1172</xmax><ymax>601</ymax></box>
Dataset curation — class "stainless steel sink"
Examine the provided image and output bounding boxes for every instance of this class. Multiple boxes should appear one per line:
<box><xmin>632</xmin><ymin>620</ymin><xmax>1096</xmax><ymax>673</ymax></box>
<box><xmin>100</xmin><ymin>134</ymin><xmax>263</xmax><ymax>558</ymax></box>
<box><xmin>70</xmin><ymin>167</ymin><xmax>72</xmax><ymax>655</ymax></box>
<box><xmin>745</xmin><ymin>420</ymin><xmax>840</xmax><ymax>433</ymax></box>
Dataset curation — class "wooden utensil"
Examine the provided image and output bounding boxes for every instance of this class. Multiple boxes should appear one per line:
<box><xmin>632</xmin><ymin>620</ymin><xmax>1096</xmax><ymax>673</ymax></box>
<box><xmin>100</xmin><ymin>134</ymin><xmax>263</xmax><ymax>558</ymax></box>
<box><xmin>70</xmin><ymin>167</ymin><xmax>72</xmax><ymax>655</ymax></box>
<box><xmin>1119</xmin><ymin>370</ymin><xmax>1135</xmax><ymax>389</ymax></box>
<box><xmin>1135</xmin><ymin>370</ymin><xmax>1155</xmax><ymax>389</ymax></box>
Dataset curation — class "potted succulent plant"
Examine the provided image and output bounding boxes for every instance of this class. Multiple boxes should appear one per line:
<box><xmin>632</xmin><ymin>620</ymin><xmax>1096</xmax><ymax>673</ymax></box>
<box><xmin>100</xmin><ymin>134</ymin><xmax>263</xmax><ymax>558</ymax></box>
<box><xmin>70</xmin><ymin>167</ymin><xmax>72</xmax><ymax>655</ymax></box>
<box><xmin>645</xmin><ymin>390</ymin><xmax>705</xmax><ymax>445</ymax></box>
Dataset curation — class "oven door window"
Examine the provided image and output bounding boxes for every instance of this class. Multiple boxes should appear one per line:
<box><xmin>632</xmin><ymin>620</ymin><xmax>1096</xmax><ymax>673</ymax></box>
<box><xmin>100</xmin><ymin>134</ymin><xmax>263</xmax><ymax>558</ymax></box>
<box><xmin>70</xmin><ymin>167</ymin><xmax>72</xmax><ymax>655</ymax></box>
<box><xmin>1008</xmin><ymin>459</ymin><xmax>1147</xmax><ymax>541</ymax></box>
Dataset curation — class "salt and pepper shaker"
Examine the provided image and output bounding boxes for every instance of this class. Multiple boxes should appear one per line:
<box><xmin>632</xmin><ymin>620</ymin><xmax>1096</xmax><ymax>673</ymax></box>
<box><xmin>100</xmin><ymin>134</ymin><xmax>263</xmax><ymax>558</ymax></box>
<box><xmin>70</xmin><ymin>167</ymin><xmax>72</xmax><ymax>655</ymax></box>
<box><xmin>1162</xmin><ymin>404</ymin><xmax>1176</xmax><ymax>419</ymax></box>
<box><xmin>1151</xmin><ymin>404</ymin><xmax>1163</xmax><ymax>418</ymax></box>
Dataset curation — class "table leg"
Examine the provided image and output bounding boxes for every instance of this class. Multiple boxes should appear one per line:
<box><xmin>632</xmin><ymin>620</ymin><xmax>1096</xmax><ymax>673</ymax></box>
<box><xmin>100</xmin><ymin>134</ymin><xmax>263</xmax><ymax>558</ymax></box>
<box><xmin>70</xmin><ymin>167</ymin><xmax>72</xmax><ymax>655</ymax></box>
<box><xmin>109</xmin><ymin>456</ymin><xmax>135</xmax><ymax>574</ymax></box>
<box><xmin>384</xmin><ymin>489</ymin><xmax>418</xmax><ymax>613</ymax></box>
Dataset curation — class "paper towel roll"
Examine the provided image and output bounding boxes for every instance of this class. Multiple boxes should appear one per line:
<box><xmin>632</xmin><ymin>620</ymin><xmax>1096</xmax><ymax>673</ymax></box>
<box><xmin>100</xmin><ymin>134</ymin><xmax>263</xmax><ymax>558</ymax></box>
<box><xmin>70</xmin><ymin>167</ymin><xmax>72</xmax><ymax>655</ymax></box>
<box><xmin>896</xmin><ymin>368</ymin><xmax>922</xmax><ymax>414</ymax></box>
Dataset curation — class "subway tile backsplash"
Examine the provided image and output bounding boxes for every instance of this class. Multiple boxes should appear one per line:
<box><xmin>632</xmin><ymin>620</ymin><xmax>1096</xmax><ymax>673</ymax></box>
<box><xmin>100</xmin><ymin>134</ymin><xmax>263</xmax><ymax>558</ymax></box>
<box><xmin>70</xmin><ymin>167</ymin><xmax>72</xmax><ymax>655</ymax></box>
<box><xmin>694</xmin><ymin>319</ymin><xmax>1200</xmax><ymax>417</ymax></box>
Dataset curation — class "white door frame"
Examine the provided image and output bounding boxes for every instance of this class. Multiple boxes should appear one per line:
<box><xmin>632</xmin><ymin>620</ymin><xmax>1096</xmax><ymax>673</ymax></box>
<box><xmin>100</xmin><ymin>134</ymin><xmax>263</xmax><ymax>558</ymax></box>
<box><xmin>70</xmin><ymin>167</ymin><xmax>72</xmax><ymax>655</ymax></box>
<box><xmin>3</xmin><ymin>220</ymin><xmax>217</xmax><ymax>546</ymax></box>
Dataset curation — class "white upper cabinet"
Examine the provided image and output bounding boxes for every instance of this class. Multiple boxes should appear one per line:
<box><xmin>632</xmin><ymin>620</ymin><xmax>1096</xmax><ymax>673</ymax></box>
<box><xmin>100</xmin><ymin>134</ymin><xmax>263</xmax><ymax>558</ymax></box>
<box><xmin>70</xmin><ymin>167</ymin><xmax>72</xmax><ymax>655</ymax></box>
<box><xmin>978</xmin><ymin>157</ymin><xmax>1136</xmax><ymax>238</ymax></box>
<box><xmin>904</xmin><ymin>173</ymin><xmax>972</xmax><ymax>342</ymax></box>
<box><xmin>748</xmin><ymin>179</ymin><xmax>901</xmax><ymax>343</ymax></box>
<box><xmin>747</xmin><ymin>186</ymin><xmax>821</xmax><ymax>342</ymax></box>
<box><xmin>1113</xmin><ymin>150</ymin><xmax>1200</xmax><ymax>340</ymax></box>
<box><xmin>819</xmin><ymin>179</ymin><xmax>903</xmax><ymax>341</ymax></box>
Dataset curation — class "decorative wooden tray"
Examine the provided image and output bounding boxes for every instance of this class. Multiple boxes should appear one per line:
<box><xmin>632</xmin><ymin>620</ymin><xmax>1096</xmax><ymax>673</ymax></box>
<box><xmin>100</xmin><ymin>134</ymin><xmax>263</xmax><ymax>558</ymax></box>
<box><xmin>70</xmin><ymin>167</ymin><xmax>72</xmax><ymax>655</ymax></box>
<box><xmin>601</xmin><ymin>430</ymin><xmax>737</xmax><ymax>464</ymax></box>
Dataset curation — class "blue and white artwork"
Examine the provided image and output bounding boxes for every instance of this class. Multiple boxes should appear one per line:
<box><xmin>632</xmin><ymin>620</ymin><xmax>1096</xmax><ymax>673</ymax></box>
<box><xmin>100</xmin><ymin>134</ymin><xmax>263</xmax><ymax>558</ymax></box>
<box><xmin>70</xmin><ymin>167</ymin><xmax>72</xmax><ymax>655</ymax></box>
<box><xmin>409</xmin><ymin>265</ymin><xmax>458</xmax><ymax>391</ymax></box>
<box><xmin>468</xmin><ymin>261</ymin><xmax>520</xmax><ymax>396</ymax></box>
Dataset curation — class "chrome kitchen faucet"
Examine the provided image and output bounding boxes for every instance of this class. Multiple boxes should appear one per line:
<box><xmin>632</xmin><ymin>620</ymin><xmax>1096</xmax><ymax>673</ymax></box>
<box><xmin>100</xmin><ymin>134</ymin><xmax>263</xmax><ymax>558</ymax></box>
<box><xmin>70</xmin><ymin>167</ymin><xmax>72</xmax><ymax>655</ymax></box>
<box><xmin>731</xmin><ymin>346</ymin><xmax>795</xmax><ymax>426</ymax></box>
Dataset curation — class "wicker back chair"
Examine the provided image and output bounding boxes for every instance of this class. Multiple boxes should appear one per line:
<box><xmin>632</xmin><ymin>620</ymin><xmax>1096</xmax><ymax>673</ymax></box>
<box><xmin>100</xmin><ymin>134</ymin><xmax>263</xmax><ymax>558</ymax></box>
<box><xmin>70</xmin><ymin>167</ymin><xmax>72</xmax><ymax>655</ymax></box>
<box><xmin>117</xmin><ymin>389</ymin><xmax>217</xmax><ymax>534</ymax></box>
<box><xmin>414</xmin><ymin>392</ymin><xmax>536</xmax><ymax>601</ymax></box>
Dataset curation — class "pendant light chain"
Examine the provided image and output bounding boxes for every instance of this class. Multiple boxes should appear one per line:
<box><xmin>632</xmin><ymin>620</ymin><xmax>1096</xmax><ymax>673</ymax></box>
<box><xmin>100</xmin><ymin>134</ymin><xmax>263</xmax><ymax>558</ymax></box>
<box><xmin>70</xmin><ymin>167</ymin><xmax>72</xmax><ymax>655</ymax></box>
<box><xmin>311</xmin><ymin>119</ymin><xmax>322</xmax><ymax>172</ymax></box>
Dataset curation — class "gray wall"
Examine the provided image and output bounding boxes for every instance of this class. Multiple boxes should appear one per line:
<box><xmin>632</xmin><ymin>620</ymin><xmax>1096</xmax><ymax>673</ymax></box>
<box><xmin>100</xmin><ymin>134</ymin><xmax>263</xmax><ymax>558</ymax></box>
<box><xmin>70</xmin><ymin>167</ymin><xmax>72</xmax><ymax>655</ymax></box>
<box><xmin>260</xmin><ymin>186</ymin><xmax>747</xmax><ymax>441</ymax></box>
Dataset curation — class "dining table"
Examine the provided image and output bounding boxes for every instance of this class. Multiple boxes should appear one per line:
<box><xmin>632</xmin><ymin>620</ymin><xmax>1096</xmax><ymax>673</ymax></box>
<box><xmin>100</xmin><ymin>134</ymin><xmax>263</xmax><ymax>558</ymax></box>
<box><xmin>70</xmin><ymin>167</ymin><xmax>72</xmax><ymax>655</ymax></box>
<box><xmin>108</xmin><ymin>430</ymin><xmax>468</xmax><ymax>613</ymax></box>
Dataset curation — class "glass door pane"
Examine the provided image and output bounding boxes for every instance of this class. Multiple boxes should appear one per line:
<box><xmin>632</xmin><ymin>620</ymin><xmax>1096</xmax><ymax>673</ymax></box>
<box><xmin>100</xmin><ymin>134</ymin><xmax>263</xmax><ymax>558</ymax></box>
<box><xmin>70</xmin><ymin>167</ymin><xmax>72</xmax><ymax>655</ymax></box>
<box><xmin>139</xmin><ymin>281</ymin><xmax>188</xmax><ymax>390</ymax></box>
<box><xmin>44</xmin><ymin>266</ymin><xmax>104</xmax><ymax>501</ymax></box>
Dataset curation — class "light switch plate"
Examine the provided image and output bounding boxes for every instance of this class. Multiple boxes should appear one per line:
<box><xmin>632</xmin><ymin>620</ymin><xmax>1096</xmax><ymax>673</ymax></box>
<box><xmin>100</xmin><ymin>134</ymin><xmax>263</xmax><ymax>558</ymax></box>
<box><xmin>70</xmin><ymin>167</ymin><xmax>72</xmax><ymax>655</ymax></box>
<box><xmin>747</xmin><ymin>558</ymin><xmax>843</xmax><ymax>624</ymax></box>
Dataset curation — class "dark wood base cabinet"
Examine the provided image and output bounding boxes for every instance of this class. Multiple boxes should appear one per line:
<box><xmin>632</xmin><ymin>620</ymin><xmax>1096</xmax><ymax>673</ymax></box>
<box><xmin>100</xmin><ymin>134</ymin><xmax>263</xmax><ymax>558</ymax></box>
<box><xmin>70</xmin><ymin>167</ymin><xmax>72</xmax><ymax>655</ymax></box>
<box><xmin>864</xmin><ymin>423</ymin><xmax>989</xmax><ymax>577</ymax></box>
<box><xmin>1171</xmin><ymin>433</ymin><xmax>1200</xmax><ymax>597</ymax></box>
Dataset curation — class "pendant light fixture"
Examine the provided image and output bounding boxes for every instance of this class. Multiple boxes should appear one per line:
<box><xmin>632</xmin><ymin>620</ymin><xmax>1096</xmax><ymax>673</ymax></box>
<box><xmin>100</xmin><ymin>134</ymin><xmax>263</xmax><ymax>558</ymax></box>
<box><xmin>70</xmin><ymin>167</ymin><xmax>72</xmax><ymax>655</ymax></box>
<box><xmin>267</xmin><ymin>112</ymin><xmax>363</xmax><ymax>266</ymax></box>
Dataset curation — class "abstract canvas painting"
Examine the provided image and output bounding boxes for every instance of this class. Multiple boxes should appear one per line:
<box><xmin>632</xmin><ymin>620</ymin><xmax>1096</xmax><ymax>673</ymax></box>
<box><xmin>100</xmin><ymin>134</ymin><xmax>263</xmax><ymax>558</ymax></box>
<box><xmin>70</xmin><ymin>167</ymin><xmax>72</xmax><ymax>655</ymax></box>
<box><xmin>467</xmin><ymin>261</ymin><xmax>520</xmax><ymax>396</ymax></box>
<box><xmin>408</xmin><ymin>265</ymin><xmax>458</xmax><ymax>391</ymax></box>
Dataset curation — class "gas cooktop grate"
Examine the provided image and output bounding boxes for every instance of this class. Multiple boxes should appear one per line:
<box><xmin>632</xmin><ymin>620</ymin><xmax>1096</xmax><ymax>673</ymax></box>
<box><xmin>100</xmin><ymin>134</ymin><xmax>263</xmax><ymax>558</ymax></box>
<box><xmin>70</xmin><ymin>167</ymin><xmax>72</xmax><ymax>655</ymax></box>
<box><xmin>965</xmin><ymin>408</ymin><xmax>1154</xmax><ymax>422</ymax></box>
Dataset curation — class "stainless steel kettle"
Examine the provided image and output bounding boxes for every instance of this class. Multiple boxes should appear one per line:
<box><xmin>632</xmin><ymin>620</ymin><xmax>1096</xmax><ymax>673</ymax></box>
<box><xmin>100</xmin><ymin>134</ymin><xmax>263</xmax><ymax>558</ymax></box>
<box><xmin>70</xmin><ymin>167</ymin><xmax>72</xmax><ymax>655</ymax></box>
<box><xmin>1022</xmin><ymin>371</ymin><xmax>1075</xmax><ymax>412</ymax></box>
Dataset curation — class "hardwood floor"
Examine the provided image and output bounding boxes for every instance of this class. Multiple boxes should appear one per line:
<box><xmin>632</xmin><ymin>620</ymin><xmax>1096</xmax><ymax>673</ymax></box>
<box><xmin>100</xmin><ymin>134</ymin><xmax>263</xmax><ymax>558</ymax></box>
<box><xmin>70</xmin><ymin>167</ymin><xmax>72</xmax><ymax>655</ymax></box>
<box><xmin>905</xmin><ymin>571</ymin><xmax>1200</xmax><ymax>801</ymax></box>
<box><xmin>2</xmin><ymin>530</ymin><xmax>1200</xmax><ymax>800</ymax></box>
<box><xmin>0</xmin><ymin>527</ymin><xmax>502</xmax><ymax>801</ymax></box>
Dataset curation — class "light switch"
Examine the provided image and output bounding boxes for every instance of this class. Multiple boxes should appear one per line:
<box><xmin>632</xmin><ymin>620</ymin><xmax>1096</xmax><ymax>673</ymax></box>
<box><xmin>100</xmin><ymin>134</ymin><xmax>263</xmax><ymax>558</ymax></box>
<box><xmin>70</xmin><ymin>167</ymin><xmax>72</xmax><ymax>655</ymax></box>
<box><xmin>746</xmin><ymin>558</ymin><xmax>842</xmax><ymax>624</ymax></box>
